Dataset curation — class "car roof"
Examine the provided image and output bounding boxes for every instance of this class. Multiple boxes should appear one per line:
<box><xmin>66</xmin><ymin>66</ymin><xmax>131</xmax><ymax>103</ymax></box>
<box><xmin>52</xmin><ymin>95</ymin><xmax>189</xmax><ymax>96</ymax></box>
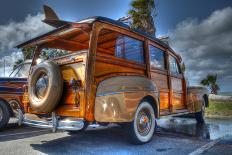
<box><xmin>16</xmin><ymin>16</ymin><xmax>181</xmax><ymax>61</ymax></box>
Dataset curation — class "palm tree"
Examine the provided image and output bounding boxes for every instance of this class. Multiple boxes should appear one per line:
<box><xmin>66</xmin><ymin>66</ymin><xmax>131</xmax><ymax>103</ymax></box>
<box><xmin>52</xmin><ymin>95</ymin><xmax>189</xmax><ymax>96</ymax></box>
<box><xmin>13</xmin><ymin>47</ymin><xmax>69</xmax><ymax>70</ymax></box>
<box><xmin>22</xmin><ymin>46</ymin><xmax>36</xmax><ymax>60</ymax></box>
<box><xmin>200</xmin><ymin>74</ymin><xmax>220</xmax><ymax>94</ymax></box>
<box><xmin>13</xmin><ymin>46</ymin><xmax>35</xmax><ymax>71</ymax></box>
<box><xmin>40</xmin><ymin>48</ymin><xmax>69</xmax><ymax>59</ymax></box>
<box><xmin>13</xmin><ymin>59</ymin><xmax>24</xmax><ymax>70</ymax></box>
<box><xmin>128</xmin><ymin>0</ymin><xmax>156</xmax><ymax>36</ymax></box>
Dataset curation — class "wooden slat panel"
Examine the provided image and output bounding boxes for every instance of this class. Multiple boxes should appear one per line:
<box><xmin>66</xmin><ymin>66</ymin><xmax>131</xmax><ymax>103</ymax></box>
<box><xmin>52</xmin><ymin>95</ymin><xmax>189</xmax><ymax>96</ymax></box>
<box><xmin>150</xmin><ymin>71</ymin><xmax>170</xmax><ymax>111</ymax></box>
<box><xmin>170</xmin><ymin>76</ymin><xmax>185</xmax><ymax>111</ymax></box>
<box><xmin>60</xmin><ymin>63</ymin><xmax>86</xmax><ymax>82</ymax></box>
<box><xmin>151</xmin><ymin>72</ymin><xmax>169</xmax><ymax>90</ymax></box>
<box><xmin>95</xmin><ymin>60</ymin><xmax>145</xmax><ymax>78</ymax></box>
<box><xmin>171</xmin><ymin>77</ymin><xmax>183</xmax><ymax>93</ymax></box>
<box><xmin>172</xmin><ymin>92</ymin><xmax>184</xmax><ymax>109</ymax></box>
<box><xmin>159</xmin><ymin>92</ymin><xmax>169</xmax><ymax>110</ymax></box>
<box><xmin>55</xmin><ymin>105</ymin><xmax>81</xmax><ymax>117</ymax></box>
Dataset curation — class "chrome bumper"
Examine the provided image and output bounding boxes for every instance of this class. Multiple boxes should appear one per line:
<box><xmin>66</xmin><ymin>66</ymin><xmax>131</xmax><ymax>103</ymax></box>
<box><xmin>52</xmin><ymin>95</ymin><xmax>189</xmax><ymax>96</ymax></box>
<box><xmin>18</xmin><ymin>110</ymin><xmax>84</xmax><ymax>132</ymax></box>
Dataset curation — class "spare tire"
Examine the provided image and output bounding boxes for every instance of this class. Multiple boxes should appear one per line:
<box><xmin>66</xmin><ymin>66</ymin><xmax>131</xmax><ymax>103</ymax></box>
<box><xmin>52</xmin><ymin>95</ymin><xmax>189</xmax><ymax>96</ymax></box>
<box><xmin>28</xmin><ymin>61</ymin><xmax>63</xmax><ymax>113</ymax></box>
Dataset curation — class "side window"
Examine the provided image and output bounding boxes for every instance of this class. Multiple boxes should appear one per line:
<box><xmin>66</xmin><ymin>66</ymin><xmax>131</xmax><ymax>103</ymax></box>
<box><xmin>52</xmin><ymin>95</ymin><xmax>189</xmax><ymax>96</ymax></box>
<box><xmin>149</xmin><ymin>45</ymin><xmax>166</xmax><ymax>70</ymax></box>
<box><xmin>97</xmin><ymin>29</ymin><xmax>145</xmax><ymax>64</ymax></box>
<box><xmin>169</xmin><ymin>56</ymin><xmax>180</xmax><ymax>74</ymax></box>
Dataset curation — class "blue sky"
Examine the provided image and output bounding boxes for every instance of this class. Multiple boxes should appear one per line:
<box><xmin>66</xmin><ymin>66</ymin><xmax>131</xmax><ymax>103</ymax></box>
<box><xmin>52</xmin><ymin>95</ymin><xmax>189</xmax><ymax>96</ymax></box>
<box><xmin>1</xmin><ymin>0</ymin><xmax>231</xmax><ymax>35</ymax></box>
<box><xmin>0</xmin><ymin>0</ymin><xmax>231</xmax><ymax>92</ymax></box>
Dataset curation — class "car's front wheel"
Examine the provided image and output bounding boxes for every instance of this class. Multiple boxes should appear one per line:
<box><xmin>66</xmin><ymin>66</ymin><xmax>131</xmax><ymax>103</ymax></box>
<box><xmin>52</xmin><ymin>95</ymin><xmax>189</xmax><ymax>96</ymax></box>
<box><xmin>126</xmin><ymin>101</ymin><xmax>156</xmax><ymax>144</ymax></box>
<box><xmin>195</xmin><ymin>98</ymin><xmax>206</xmax><ymax>124</ymax></box>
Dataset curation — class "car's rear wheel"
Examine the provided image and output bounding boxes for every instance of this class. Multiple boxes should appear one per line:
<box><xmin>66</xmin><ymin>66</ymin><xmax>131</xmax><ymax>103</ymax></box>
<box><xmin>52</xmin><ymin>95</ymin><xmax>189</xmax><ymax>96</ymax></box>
<box><xmin>195</xmin><ymin>98</ymin><xmax>206</xmax><ymax>124</ymax></box>
<box><xmin>0</xmin><ymin>101</ymin><xmax>10</xmax><ymax>131</ymax></box>
<box><xmin>126</xmin><ymin>101</ymin><xmax>156</xmax><ymax>144</ymax></box>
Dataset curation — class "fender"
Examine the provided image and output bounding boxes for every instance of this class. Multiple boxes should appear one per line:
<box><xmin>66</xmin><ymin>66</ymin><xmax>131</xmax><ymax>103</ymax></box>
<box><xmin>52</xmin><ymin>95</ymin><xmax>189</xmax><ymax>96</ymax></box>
<box><xmin>94</xmin><ymin>76</ymin><xmax>159</xmax><ymax>122</ymax></box>
<box><xmin>187</xmin><ymin>86</ymin><xmax>209</xmax><ymax>113</ymax></box>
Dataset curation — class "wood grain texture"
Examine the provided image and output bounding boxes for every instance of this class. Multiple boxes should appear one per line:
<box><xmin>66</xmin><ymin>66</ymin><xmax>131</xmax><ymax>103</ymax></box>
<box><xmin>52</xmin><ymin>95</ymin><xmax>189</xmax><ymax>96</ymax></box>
<box><xmin>84</xmin><ymin>22</ymin><xmax>101</xmax><ymax>121</ymax></box>
<box><xmin>22</xmin><ymin>20</ymin><xmax>194</xmax><ymax>121</ymax></box>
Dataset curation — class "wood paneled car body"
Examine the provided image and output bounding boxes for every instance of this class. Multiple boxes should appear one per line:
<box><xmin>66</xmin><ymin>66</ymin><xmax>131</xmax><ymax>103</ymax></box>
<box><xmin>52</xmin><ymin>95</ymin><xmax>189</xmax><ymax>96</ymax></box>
<box><xmin>17</xmin><ymin>8</ymin><xmax>208</xmax><ymax>144</ymax></box>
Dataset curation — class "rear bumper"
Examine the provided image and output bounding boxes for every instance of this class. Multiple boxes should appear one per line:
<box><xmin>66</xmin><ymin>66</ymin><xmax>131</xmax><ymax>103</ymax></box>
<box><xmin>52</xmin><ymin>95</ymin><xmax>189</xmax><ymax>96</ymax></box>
<box><xmin>18</xmin><ymin>110</ymin><xmax>84</xmax><ymax>132</ymax></box>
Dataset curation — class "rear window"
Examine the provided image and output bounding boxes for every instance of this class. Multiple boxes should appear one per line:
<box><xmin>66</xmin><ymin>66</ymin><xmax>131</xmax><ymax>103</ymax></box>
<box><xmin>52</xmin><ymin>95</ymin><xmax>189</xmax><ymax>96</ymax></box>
<box><xmin>97</xmin><ymin>29</ymin><xmax>145</xmax><ymax>64</ymax></box>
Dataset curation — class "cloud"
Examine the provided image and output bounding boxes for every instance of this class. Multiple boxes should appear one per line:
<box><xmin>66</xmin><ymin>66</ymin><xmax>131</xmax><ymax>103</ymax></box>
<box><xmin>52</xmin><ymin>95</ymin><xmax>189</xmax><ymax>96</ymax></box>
<box><xmin>0</xmin><ymin>13</ymin><xmax>53</xmax><ymax>76</ymax></box>
<box><xmin>169</xmin><ymin>7</ymin><xmax>232</xmax><ymax>92</ymax></box>
<box><xmin>0</xmin><ymin>51</ymin><xmax>23</xmax><ymax>77</ymax></box>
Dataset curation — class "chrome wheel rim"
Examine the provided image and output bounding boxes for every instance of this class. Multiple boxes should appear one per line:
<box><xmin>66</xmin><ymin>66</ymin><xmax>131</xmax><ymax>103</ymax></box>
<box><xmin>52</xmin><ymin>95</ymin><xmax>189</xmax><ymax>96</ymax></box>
<box><xmin>136</xmin><ymin>108</ymin><xmax>152</xmax><ymax>136</ymax></box>
<box><xmin>0</xmin><ymin>107</ymin><xmax>3</xmax><ymax>121</ymax></box>
<box><xmin>35</xmin><ymin>73</ymin><xmax>48</xmax><ymax>99</ymax></box>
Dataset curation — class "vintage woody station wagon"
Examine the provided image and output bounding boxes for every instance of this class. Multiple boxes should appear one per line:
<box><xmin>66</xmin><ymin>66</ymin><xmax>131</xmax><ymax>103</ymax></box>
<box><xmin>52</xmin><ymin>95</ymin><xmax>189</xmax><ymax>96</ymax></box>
<box><xmin>17</xmin><ymin>7</ymin><xmax>208</xmax><ymax>144</ymax></box>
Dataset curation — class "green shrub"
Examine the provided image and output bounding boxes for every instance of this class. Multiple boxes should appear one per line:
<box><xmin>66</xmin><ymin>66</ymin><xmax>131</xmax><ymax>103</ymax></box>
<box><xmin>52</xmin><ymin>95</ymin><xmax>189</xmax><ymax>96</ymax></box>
<box><xmin>206</xmin><ymin>101</ymin><xmax>232</xmax><ymax>117</ymax></box>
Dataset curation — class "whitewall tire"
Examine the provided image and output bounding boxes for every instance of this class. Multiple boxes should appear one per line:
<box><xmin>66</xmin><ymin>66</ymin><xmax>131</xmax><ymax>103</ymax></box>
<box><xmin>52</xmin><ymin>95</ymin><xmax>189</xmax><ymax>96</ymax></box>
<box><xmin>127</xmin><ymin>101</ymin><xmax>156</xmax><ymax>144</ymax></box>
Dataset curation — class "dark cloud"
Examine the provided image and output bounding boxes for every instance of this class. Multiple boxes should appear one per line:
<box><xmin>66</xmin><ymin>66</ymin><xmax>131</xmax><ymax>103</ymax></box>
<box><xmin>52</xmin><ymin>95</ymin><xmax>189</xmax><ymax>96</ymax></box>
<box><xmin>0</xmin><ymin>13</ymin><xmax>53</xmax><ymax>76</ymax></box>
<box><xmin>0</xmin><ymin>13</ymin><xmax>52</xmax><ymax>56</ymax></box>
<box><xmin>169</xmin><ymin>7</ymin><xmax>232</xmax><ymax>92</ymax></box>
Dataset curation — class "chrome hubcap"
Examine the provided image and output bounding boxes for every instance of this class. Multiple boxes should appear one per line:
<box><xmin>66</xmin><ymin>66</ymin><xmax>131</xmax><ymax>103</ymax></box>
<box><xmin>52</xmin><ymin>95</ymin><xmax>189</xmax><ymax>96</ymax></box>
<box><xmin>35</xmin><ymin>74</ymin><xmax>48</xmax><ymax>99</ymax></box>
<box><xmin>0</xmin><ymin>107</ymin><xmax>3</xmax><ymax>121</ymax></box>
<box><xmin>136</xmin><ymin>108</ymin><xmax>152</xmax><ymax>136</ymax></box>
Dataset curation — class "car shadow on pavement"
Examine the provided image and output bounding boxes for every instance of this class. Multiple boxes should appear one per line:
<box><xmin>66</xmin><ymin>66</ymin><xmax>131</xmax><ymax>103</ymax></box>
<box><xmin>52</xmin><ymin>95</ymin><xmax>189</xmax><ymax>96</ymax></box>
<box><xmin>30</xmin><ymin>126</ymin><xmax>134</xmax><ymax>154</ymax></box>
<box><xmin>29</xmin><ymin>122</ymin><xmax>210</xmax><ymax>155</ymax></box>
<box><xmin>0</xmin><ymin>123</ymin><xmax>50</xmax><ymax>142</ymax></box>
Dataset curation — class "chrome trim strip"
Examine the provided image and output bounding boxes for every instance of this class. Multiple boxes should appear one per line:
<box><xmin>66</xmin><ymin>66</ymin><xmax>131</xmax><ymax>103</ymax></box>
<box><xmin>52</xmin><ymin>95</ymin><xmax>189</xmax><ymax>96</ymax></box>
<box><xmin>96</xmin><ymin>90</ymin><xmax>158</xmax><ymax>97</ymax></box>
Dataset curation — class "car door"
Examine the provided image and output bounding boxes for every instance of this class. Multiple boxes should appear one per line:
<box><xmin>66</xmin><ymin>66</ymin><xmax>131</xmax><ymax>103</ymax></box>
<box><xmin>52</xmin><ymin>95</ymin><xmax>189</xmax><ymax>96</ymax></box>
<box><xmin>168</xmin><ymin>54</ymin><xmax>186</xmax><ymax>113</ymax></box>
<box><xmin>148</xmin><ymin>44</ymin><xmax>171</xmax><ymax>115</ymax></box>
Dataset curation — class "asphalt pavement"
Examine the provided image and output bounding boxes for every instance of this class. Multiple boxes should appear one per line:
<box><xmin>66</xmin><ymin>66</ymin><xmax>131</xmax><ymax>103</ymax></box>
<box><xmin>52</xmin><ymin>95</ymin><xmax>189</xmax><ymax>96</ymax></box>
<box><xmin>0</xmin><ymin>117</ymin><xmax>231</xmax><ymax>155</ymax></box>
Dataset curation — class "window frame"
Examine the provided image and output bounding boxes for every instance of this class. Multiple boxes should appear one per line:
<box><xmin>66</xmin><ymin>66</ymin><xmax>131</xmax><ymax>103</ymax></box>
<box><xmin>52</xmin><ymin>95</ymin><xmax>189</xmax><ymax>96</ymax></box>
<box><xmin>168</xmin><ymin>54</ymin><xmax>182</xmax><ymax>75</ymax></box>
<box><xmin>148</xmin><ymin>44</ymin><xmax>167</xmax><ymax>71</ymax></box>
<box><xmin>96</xmin><ymin>27</ymin><xmax>146</xmax><ymax>66</ymax></box>
<box><xmin>148</xmin><ymin>41</ymin><xmax>168</xmax><ymax>72</ymax></box>
<box><xmin>115</xmin><ymin>35</ymin><xmax>145</xmax><ymax>64</ymax></box>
